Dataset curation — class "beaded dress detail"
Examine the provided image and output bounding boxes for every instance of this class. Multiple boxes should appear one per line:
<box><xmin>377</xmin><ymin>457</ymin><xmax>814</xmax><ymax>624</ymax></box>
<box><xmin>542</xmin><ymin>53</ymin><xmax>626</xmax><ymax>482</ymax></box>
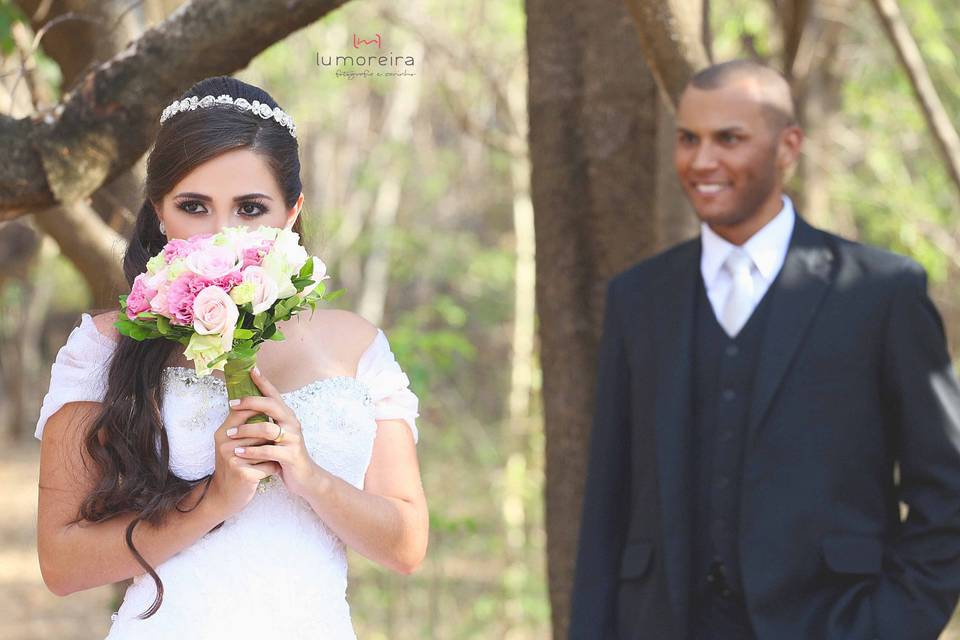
<box><xmin>35</xmin><ymin>313</ymin><xmax>420</xmax><ymax>639</ymax></box>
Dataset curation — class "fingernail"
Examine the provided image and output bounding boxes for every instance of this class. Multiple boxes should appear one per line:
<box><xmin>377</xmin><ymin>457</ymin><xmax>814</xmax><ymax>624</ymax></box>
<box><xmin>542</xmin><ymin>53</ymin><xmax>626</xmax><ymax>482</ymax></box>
<box><xmin>226</xmin><ymin>427</ymin><xmax>237</xmax><ymax>436</ymax></box>
<box><xmin>253</xmin><ymin>366</ymin><xmax>261</xmax><ymax>376</ymax></box>
<box><xmin>234</xmin><ymin>447</ymin><xmax>245</xmax><ymax>455</ymax></box>
<box><xmin>229</xmin><ymin>399</ymin><xmax>240</xmax><ymax>407</ymax></box>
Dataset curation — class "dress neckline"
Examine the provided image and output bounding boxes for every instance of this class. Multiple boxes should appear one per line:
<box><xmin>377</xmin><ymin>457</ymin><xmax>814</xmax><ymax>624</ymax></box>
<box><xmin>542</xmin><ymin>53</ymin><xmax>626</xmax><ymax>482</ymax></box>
<box><xmin>161</xmin><ymin>366</ymin><xmax>365</xmax><ymax>400</ymax></box>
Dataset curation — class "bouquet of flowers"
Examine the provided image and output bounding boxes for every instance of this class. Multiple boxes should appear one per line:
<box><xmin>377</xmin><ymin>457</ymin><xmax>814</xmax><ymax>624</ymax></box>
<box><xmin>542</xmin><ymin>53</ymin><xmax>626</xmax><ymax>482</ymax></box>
<box><xmin>115</xmin><ymin>224</ymin><xmax>341</xmax><ymax>436</ymax></box>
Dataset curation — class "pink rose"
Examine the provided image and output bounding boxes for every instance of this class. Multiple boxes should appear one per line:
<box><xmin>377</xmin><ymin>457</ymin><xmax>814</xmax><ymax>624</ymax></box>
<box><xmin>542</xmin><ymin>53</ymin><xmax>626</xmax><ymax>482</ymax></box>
<box><xmin>126</xmin><ymin>273</ymin><xmax>157</xmax><ymax>320</ymax></box>
<box><xmin>150</xmin><ymin>287</ymin><xmax>170</xmax><ymax>316</ymax></box>
<box><xmin>186</xmin><ymin>245</ymin><xmax>242</xmax><ymax>280</ymax></box>
<box><xmin>192</xmin><ymin>286</ymin><xmax>239</xmax><ymax>345</ymax></box>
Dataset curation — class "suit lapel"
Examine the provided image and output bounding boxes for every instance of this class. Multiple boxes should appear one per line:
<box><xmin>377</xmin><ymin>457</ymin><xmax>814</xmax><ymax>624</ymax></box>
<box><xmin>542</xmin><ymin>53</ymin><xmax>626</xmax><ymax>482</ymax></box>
<box><xmin>651</xmin><ymin>239</ymin><xmax>700</xmax><ymax>628</ymax></box>
<box><xmin>746</xmin><ymin>215</ymin><xmax>835</xmax><ymax>445</ymax></box>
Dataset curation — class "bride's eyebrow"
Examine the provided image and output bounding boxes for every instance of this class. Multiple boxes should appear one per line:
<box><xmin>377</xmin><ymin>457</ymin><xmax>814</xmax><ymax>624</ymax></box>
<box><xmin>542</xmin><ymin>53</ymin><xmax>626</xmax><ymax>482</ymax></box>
<box><xmin>174</xmin><ymin>192</ymin><xmax>274</xmax><ymax>201</ymax></box>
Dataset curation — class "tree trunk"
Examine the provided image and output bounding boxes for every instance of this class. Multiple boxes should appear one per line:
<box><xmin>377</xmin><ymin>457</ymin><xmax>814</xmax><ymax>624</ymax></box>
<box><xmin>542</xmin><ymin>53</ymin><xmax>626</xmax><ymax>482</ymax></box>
<box><xmin>526</xmin><ymin>0</ymin><xmax>676</xmax><ymax>635</ymax></box>
<box><xmin>528</xmin><ymin>0</ymin><xmax>707</xmax><ymax>634</ymax></box>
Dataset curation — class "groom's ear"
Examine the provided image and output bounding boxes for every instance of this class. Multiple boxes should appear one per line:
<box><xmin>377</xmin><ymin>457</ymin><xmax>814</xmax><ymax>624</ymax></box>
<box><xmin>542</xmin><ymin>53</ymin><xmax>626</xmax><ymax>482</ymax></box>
<box><xmin>776</xmin><ymin>125</ymin><xmax>803</xmax><ymax>175</ymax></box>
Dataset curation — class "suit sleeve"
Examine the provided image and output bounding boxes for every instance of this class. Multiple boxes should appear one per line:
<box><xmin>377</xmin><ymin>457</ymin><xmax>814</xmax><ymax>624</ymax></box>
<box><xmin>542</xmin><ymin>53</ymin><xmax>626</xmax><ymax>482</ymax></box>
<box><xmin>874</xmin><ymin>262</ymin><xmax>960</xmax><ymax>639</ymax></box>
<box><xmin>568</xmin><ymin>278</ymin><xmax>632</xmax><ymax>639</ymax></box>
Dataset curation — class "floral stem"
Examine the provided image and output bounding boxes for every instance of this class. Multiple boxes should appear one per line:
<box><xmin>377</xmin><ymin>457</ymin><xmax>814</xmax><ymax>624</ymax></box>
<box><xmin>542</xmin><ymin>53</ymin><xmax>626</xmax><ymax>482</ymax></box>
<box><xmin>223</xmin><ymin>352</ymin><xmax>274</xmax><ymax>493</ymax></box>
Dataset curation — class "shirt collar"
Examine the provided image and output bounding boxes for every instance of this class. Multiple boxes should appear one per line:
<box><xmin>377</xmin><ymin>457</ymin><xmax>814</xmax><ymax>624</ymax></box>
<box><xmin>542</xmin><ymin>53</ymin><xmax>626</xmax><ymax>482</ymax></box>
<box><xmin>700</xmin><ymin>194</ymin><xmax>796</xmax><ymax>288</ymax></box>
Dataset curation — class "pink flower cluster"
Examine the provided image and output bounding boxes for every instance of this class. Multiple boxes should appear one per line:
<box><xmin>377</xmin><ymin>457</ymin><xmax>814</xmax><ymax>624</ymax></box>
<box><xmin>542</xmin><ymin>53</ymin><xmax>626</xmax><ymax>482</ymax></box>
<box><xmin>125</xmin><ymin>231</ymin><xmax>275</xmax><ymax>326</ymax></box>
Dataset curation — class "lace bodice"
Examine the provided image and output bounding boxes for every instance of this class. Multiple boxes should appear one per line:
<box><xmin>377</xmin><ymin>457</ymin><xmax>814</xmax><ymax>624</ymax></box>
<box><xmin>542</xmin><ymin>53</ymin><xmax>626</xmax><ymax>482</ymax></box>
<box><xmin>35</xmin><ymin>313</ymin><xmax>420</xmax><ymax>639</ymax></box>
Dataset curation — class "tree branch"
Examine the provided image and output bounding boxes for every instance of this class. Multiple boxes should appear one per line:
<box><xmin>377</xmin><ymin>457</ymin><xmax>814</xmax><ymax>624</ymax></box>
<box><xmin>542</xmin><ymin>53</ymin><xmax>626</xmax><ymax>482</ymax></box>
<box><xmin>32</xmin><ymin>199</ymin><xmax>130</xmax><ymax>302</ymax></box>
<box><xmin>622</xmin><ymin>0</ymin><xmax>711</xmax><ymax>106</ymax></box>
<box><xmin>0</xmin><ymin>0</ymin><xmax>351</xmax><ymax>220</ymax></box>
<box><xmin>869</xmin><ymin>0</ymin><xmax>960</xmax><ymax>200</ymax></box>
<box><xmin>780</xmin><ymin>0</ymin><xmax>812</xmax><ymax>79</ymax></box>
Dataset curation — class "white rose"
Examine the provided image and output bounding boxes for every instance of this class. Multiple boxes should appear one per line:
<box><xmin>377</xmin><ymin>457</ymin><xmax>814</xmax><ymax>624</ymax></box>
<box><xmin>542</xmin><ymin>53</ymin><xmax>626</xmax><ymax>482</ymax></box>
<box><xmin>242</xmin><ymin>266</ymin><xmax>280</xmax><ymax>314</ymax></box>
<box><xmin>260</xmin><ymin>251</ymin><xmax>297</xmax><ymax>299</ymax></box>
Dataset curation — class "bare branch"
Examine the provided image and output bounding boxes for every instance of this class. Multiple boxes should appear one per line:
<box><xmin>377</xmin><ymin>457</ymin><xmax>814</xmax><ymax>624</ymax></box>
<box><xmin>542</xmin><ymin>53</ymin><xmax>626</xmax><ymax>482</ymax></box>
<box><xmin>32</xmin><ymin>198</ymin><xmax>130</xmax><ymax>302</ymax></box>
<box><xmin>869</xmin><ymin>0</ymin><xmax>960</xmax><ymax>200</ymax></box>
<box><xmin>780</xmin><ymin>0</ymin><xmax>813</xmax><ymax>79</ymax></box>
<box><xmin>622</xmin><ymin>0</ymin><xmax>712</xmax><ymax>106</ymax></box>
<box><xmin>6</xmin><ymin>12</ymin><xmax>105</xmax><ymax>111</ymax></box>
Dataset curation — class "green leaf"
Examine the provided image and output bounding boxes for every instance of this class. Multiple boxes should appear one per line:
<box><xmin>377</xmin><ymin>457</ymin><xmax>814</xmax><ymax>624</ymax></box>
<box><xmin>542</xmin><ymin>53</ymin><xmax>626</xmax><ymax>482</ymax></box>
<box><xmin>233</xmin><ymin>345</ymin><xmax>257</xmax><ymax>359</ymax></box>
<box><xmin>234</xmin><ymin>328</ymin><xmax>254</xmax><ymax>339</ymax></box>
<box><xmin>114</xmin><ymin>318</ymin><xmax>138</xmax><ymax>333</ymax></box>
<box><xmin>157</xmin><ymin>315</ymin><xmax>171</xmax><ymax>335</ymax></box>
<box><xmin>269</xmin><ymin>329</ymin><xmax>286</xmax><ymax>341</ymax></box>
<box><xmin>298</xmin><ymin>259</ymin><xmax>314</xmax><ymax>279</ymax></box>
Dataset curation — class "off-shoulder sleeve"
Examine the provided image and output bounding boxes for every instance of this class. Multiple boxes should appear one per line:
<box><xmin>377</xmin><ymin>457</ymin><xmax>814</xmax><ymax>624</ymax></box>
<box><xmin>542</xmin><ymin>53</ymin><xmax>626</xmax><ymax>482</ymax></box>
<box><xmin>356</xmin><ymin>329</ymin><xmax>420</xmax><ymax>444</ymax></box>
<box><xmin>34</xmin><ymin>313</ymin><xmax>116</xmax><ymax>441</ymax></box>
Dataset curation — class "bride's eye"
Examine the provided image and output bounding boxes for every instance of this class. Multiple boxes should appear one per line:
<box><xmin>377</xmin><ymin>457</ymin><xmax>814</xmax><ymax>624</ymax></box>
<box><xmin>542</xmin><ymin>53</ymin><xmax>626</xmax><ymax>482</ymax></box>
<box><xmin>239</xmin><ymin>200</ymin><xmax>269</xmax><ymax>217</ymax></box>
<box><xmin>176</xmin><ymin>200</ymin><xmax>206</xmax><ymax>215</ymax></box>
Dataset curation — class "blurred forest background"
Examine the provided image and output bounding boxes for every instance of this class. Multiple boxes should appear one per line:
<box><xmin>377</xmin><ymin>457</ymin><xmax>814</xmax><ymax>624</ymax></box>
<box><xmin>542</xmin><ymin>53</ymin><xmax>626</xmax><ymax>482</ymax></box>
<box><xmin>0</xmin><ymin>0</ymin><xmax>957</xmax><ymax>638</ymax></box>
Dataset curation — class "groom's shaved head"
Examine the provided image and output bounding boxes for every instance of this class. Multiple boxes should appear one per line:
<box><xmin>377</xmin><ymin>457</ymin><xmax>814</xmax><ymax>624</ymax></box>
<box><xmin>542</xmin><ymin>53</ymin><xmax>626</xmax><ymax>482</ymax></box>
<box><xmin>685</xmin><ymin>60</ymin><xmax>797</xmax><ymax>131</ymax></box>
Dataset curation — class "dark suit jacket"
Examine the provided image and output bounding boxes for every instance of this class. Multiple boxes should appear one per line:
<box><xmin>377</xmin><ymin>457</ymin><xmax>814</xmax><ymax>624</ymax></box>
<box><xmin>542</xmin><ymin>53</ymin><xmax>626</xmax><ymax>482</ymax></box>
<box><xmin>569</xmin><ymin>215</ymin><xmax>960</xmax><ymax>640</ymax></box>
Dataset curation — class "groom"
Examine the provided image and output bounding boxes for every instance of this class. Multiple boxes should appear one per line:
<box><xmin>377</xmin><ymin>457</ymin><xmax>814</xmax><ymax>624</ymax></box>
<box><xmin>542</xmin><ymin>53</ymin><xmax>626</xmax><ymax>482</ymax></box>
<box><xmin>569</xmin><ymin>59</ymin><xmax>960</xmax><ymax>640</ymax></box>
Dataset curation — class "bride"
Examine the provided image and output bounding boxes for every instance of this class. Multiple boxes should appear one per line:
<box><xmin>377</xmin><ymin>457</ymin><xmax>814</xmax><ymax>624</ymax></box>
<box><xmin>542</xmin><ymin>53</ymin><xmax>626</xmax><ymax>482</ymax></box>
<box><xmin>34</xmin><ymin>75</ymin><xmax>428</xmax><ymax>639</ymax></box>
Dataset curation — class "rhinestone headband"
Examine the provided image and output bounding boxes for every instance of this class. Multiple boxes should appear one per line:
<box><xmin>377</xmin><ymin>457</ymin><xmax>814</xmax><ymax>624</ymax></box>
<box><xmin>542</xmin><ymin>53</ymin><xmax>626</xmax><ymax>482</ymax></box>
<box><xmin>159</xmin><ymin>94</ymin><xmax>297</xmax><ymax>138</ymax></box>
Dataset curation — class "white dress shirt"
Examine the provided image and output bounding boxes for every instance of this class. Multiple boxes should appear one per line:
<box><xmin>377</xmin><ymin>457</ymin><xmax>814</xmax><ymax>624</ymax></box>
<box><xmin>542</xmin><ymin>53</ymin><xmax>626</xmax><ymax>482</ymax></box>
<box><xmin>700</xmin><ymin>195</ymin><xmax>796</xmax><ymax>324</ymax></box>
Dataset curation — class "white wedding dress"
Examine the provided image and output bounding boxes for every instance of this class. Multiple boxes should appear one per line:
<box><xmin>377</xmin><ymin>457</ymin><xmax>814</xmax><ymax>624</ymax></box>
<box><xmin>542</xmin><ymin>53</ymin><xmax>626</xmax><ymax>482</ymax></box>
<box><xmin>34</xmin><ymin>313</ymin><xmax>420</xmax><ymax>639</ymax></box>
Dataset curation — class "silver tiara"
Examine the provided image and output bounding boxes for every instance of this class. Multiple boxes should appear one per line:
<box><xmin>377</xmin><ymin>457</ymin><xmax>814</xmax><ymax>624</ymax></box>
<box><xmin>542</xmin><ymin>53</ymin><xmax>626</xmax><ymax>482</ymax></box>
<box><xmin>159</xmin><ymin>94</ymin><xmax>297</xmax><ymax>138</ymax></box>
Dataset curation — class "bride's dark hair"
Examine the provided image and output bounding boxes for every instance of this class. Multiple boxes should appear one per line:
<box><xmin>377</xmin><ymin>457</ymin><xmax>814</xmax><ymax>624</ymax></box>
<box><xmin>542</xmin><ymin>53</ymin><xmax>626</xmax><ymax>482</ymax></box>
<box><xmin>69</xmin><ymin>76</ymin><xmax>304</xmax><ymax>619</ymax></box>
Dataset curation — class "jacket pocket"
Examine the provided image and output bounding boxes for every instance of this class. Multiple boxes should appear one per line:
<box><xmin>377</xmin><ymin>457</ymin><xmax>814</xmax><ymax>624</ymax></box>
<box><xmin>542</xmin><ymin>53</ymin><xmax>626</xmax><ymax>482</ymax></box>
<box><xmin>619</xmin><ymin>540</ymin><xmax>654</xmax><ymax>580</ymax></box>
<box><xmin>821</xmin><ymin>533</ymin><xmax>884</xmax><ymax>575</ymax></box>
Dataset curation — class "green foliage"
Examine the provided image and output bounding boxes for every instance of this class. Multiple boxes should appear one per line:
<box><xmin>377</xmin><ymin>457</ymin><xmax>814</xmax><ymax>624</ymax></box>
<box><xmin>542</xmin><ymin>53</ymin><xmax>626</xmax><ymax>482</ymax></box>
<box><xmin>0</xmin><ymin>0</ymin><xmax>22</xmax><ymax>55</ymax></box>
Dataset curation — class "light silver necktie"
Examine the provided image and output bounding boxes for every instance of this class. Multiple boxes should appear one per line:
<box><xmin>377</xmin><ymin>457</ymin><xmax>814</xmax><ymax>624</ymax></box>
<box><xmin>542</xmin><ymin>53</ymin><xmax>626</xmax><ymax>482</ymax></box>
<box><xmin>719</xmin><ymin>248</ymin><xmax>756</xmax><ymax>338</ymax></box>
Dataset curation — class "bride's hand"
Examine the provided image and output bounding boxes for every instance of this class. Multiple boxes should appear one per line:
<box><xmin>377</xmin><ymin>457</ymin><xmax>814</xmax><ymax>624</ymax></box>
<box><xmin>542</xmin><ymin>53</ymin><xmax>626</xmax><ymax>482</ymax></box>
<box><xmin>225</xmin><ymin>366</ymin><xmax>321</xmax><ymax>499</ymax></box>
